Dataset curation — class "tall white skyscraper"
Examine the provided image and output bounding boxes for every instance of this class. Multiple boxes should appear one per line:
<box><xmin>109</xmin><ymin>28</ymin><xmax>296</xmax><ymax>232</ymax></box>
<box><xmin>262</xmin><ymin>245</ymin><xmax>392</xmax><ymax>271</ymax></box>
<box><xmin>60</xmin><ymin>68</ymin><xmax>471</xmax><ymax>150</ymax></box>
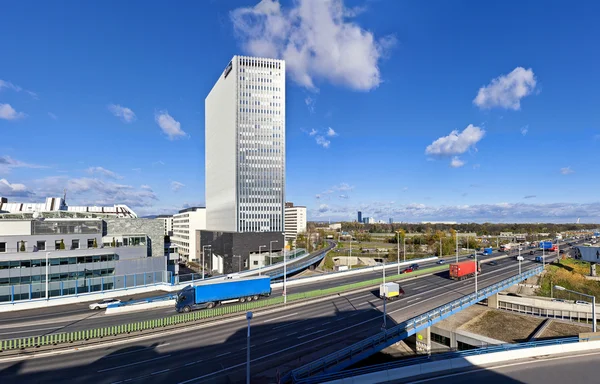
<box><xmin>205</xmin><ymin>56</ymin><xmax>286</xmax><ymax>233</ymax></box>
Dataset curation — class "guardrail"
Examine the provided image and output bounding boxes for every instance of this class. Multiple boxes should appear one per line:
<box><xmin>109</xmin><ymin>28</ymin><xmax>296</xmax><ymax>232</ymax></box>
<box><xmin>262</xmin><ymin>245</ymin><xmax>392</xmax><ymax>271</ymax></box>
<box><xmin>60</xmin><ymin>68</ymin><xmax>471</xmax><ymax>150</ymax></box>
<box><xmin>296</xmin><ymin>336</ymin><xmax>582</xmax><ymax>384</ymax></box>
<box><xmin>0</xmin><ymin>264</ymin><xmax>447</xmax><ymax>352</ymax></box>
<box><xmin>286</xmin><ymin>265</ymin><xmax>544</xmax><ymax>383</ymax></box>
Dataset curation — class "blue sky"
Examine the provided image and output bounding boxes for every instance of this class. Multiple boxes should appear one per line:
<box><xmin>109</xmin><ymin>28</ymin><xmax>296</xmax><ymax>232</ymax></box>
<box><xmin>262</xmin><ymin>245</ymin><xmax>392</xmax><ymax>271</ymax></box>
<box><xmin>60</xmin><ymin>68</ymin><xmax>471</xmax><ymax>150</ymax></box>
<box><xmin>1</xmin><ymin>0</ymin><xmax>599</xmax><ymax>223</ymax></box>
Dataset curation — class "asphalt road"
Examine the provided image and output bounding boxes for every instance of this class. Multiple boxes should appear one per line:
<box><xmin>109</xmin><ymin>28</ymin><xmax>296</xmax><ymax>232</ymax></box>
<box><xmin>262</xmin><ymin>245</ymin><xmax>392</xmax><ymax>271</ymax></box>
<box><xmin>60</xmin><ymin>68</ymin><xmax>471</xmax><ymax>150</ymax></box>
<box><xmin>0</xmin><ymin>251</ymin><xmax>560</xmax><ymax>384</ymax></box>
<box><xmin>401</xmin><ymin>350</ymin><xmax>600</xmax><ymax>384</ymax></box>
<box><xmin>0</xmin><ymin>239</ymin><xmax>580</xmax><ymax>339</ymax></box>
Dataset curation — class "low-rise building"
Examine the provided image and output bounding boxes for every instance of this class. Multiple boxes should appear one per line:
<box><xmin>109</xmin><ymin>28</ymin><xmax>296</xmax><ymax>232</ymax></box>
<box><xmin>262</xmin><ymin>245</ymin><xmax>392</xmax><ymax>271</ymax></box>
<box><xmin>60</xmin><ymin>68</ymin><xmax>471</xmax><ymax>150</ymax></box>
<box><xmin>171</xmin><ymin>207</ymin><xmax>206</xmax><ymax>262</ymax></box>
<box><xmin>0</xmin><ymin>215</ymin><xmax>167</xmax><ymax>303</ymax></box>
<box><xmin>284</xmin><ymin>202</ymin><xmax>307</xmax><ymax>243</ymax></box>
<box><xmin>0</xmin><ymin>196</ymin><xmax>137</xmax><ymax>218</ymax></box>
<box><xmin>157</xmin><ymin>215</ymin><xmax>174</xmax><ymax>236</ymax></box>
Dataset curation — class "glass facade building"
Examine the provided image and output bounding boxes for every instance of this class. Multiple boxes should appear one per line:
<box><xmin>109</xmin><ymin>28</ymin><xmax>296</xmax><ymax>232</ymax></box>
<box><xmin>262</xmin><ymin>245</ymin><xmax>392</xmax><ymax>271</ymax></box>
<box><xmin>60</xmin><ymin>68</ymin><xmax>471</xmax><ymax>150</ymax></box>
<box><xmin>206</xmin><ymin>56</ymin><xmax>286</xmax><ymax>233</ymax></box>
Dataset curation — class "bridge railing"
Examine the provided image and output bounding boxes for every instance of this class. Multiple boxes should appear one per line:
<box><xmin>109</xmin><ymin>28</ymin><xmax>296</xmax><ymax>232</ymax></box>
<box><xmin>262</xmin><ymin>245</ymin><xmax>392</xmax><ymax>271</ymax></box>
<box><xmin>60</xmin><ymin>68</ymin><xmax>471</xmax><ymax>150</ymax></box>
<box><xmin>288</xmin><ymin>265</ymin><xmax>544</xmax><ymax>382</ymax></box>
<box><xmin>296</xmin><ymin>336</ymin><xmax>580</xmax><ymax>384</ymax></box>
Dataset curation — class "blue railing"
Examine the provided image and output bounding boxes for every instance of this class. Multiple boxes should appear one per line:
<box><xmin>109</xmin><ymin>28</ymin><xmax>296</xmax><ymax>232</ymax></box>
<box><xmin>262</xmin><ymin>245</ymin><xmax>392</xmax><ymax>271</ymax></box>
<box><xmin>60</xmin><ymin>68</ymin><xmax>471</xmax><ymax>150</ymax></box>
<box><xmin>295</xmin><ymin>336</ymin><xmax>581</xmax><ymax>383</ymax></box>
<box><xmin>287</xmin><ymin>266</ymin><xmax>544</xmax><ymax>383</ymax></box>
<box><xmin>106</xmin><ymin>293</ymin><xmax>176</xmax><ymax>308</ymax></box>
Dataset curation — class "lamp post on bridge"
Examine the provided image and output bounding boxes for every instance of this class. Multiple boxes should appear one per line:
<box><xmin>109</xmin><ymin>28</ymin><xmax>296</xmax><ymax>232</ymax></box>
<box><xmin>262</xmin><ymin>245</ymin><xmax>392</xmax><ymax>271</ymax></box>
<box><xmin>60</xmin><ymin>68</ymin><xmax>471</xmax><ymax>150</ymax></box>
<box><xmin>554</xmin><ymin>285</ymin><xmax>596</xmax><ymax>332</ymax></box>
<box><xmin>258</xmin><ymin>245</ymin><xmax>266</xmax><ymax>276</ymax></box>
<box><xmin>201</xmin><ymin>245</ymin><xmax>211</xmax><ymax>280</ymax></box>
<box><xmin>269</xmin><ymin>240</ymin><xmax>279</xmax><ymax>266</ymax></box>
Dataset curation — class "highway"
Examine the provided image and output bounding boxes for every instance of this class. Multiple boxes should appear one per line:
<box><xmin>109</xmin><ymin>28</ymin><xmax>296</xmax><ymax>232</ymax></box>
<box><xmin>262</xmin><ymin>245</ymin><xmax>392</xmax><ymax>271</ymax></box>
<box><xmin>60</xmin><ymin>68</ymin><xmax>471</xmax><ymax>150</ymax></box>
<box><xmin>402</xmin><ymin>350</ymin><xmax>600</xmax><ymax>384</ymax></box>
<box><xmin>0</xmin><ymin>251</ymin><xmax>560</xmax><ymax>383</ymax></box>
<box><xmin>0</xmin><ymin>240</ymin><xmax>578</xmax><ymax>340</ymax></box>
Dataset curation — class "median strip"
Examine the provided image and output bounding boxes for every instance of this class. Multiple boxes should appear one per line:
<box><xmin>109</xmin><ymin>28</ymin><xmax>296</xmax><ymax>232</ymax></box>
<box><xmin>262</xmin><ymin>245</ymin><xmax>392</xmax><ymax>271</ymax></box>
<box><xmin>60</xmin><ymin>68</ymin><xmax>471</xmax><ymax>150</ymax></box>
<box><xmin>0</xmin><ymin>264</ymin><xmax>447</xmax><ymax>353</ymax></box>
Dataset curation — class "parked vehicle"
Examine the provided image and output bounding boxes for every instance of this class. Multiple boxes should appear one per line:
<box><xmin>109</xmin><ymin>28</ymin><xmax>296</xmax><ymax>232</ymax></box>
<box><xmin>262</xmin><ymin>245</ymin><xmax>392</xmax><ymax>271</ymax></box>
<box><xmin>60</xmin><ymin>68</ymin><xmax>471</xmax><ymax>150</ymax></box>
<box><xmin>379</xmin><ymin>282</ymin><xmax>405</xmax><ymax>300</ymax></box>
<box><xmin>175</xmin><ymin>276</ymin><xmax>271</xmax><ymax>313</ymax></box>
<box><xmin>449</xmin><ymin>261</ymin><xmax>481</xmax><ymax>281</ymax></box>
<box><xmin>89</xmin><ymin>298</ymin><xmax>121</xmax><ymax>310</ymax></box>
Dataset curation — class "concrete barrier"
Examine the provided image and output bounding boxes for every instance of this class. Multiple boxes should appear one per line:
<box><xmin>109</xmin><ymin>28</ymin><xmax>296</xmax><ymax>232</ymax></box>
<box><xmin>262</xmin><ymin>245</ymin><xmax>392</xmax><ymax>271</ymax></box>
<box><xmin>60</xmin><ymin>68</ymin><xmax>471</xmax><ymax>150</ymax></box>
<box><xmin>271</xmin><ymin>257</ymin><xmax>438</xmax><ymax>289</ymax></box>
<box><xmin>105</xmin><ymin>299</ymin><xmax>176</xmax><ymax>315</ymax></box>
<box><xmin>322</xmin><ymin>340</ymin><xmax>600</xmax><ymax>383</ymax></box>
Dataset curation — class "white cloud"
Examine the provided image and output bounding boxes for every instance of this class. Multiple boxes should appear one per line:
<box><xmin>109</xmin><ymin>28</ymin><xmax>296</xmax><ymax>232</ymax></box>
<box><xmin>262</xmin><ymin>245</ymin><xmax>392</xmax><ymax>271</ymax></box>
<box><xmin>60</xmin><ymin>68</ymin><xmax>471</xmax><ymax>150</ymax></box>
<box><xmin>0</xmin><ymin>79</ymin><xmax>37</xmax><ymax>98</ymax></box>
<box><xmin>35</xmin><ymin>176</ymin><xmax>158</xmax><ymax>208</ymax></box>
<box><xmin>560</xmin><ymin>167</ymin><xmax>574</xmax><ymax>175</ymax></box>
<box><xmin>316</xmin><ymin>135</ymin><xmax>330</xmax><ymax>148</ymax></box>
<box><xmin>473</xmin><ymin>164</ymin><xmax>481</xmax><ymax>170</ymax></box>
<box><xmin>305</xmin><ymin>96</ymin><xmax>316</xmax><ymax>113</ymax></box>
<box><xmin>85</xmin><ymin>166</ymin><xmax>123</xmax><ymax>180</ymax></box>
<box><xmin>155</xmin><ymin>111</ymin><xmax>187</xmax><ymax>140</ymax></box>
<box><xmin>140</xmin><ymin>184</ymin><xmax>153</xmax><ymax>191</ymax></box>
<box><xmin>171</xmin><ymin>181</ymin><xmax>185</xmax><ymax>192</ymax></box>
<box><xmin>402</xmin><ymin>187</ymin><xmax>409</xmax><ymax>192</ymax></box>
<box><xmin>0</xmin><ymin>155</ymin><xmax>47</xmax><ymax>174</ymax></box>
<box><xmin>0</xmin><ymin>178</ymin><xmax>34</xmax><ymax>197</ymax></box>
<box><xmin>48</xmin><ymin>112</ymin><xmax>58</xmax><ymax>120</ymax></box>
<box><xmin>132</xmin><ymin>168</ymin><xmax>142</xmax><ymax>172</ymax></box>
<box><xmin>308</xmin><ymin>128</ymin><xmax>318</xmax><ymax>136</ymax></box>
<box><xmin>339</xmin><ymin>194</ymin><xmax>349</xmax><ymax>199</ymax></box>
<box><xmin>230</xmin><ymin>0</ymin><xmax>395</xmax><ymax>91</ymax></box>
<box><xmin>0</xmin><ymin>104</ymin><xmax>26</xmax><ymax>120</ymax></box>
<box><xmin>152</xmin><ymin>160</ymin><xmax>165</xmax><ymax>166</ymax></box>
<box><xmin>335</xmin><ymin>182</ymin><xmax>354</xmax><ymax>192</ymax></box>
<box><xmin>473</xmin><ymin>67</ymin><xmax>537</xmax><ymax>110</ymax></box>
<box><xmin>108</xmin><ymin>104</ymin><xmax>136</xmax><ymax>123</ymax></box>
<box><xmin>425</xmin><ymin>124</ymin><xmax>485</xmax><ymax>158</ymax></box>
<box><xmin>520</xmin><ymin>125</ymin><xmax>529</xmax><ymax>136</ymax></box>
<box><xmin>327</xmin><ymin>127</ymin><xmax>338</xmax><ymax>137</ymax></box>
<box><xmin>450</xmin><ymin>157</ymin><xmax>465</xmax><ymax>168</ymax></box>
<box><xmin>318</xmin><ymin>204</ymin><xmax>329</xmax><ymax>213</ymax></box>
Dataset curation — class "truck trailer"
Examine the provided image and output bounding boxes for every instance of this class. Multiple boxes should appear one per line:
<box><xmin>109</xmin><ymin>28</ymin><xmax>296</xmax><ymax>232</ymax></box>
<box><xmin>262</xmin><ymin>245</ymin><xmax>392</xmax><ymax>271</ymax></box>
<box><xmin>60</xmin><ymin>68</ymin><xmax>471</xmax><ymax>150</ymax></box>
<box><xmin>175</xmin><ymin>276</ymin><xmax>271</xmax><ymax>313</ymax></box>
<box><xmin>449</xmin><ymin>261</ymin><xmax>481</xmax><ymax>281</ymax></box>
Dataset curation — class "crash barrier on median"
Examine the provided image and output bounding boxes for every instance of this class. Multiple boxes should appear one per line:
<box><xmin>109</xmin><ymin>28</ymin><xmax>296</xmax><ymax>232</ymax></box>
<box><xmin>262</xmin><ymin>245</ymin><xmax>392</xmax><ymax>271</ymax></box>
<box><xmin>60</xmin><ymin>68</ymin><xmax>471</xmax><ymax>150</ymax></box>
<box><xmin>304</xmin><ymin>336</ymin><xmax>600</xmax><ymax>384</ymax></box>
<box><xmin>286</xmin><ymin>265</ymin><xmax>544</xmax><ymax>383</ymax></box>
<box><xmin>0</xmin><ymin>264</ymin><xmax>448</xmax><ymax>352</ymax></box>
<box><xmin>104</xmin><ymin>294</ymin><xmax>177</xmax><ymax>315</ymax></box>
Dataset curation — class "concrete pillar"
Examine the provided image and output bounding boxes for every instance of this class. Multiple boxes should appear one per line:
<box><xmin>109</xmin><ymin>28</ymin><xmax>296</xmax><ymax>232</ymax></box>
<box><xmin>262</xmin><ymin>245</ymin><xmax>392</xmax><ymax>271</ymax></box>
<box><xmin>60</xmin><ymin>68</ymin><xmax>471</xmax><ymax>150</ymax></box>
<box><xmin>416</xmin><ymin>326</ymin><xmax>431</xmax><ymax>354</ymax></box>
<box><xmin>450</xmin><ymin>331</ymin><xmax>458</xmax><ymax>349</ymax></box>
<box><xmin>591</xmin><ymin>263</ymin><xmax>597</xmax><ymax>277</ymax></box>
<box><xmin>487</xmin><ymin>293</ymin><xmax>499</xmax><ymax>309</ymax></box>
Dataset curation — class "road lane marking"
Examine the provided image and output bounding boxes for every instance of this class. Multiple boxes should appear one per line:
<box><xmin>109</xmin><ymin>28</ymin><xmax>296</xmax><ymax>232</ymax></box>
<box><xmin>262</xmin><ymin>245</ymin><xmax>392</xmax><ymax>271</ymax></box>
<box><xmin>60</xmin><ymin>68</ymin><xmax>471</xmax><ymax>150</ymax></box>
<box><xmin>272</xmin><ymin>320</ymin><xmax>303</xmax><ymax>330</ymax></box>
<box><xmin>321</xmin><ymin>321</ymin><xmax>331</xmax><ymax>325</ymax></box>
<box><xmin>335</xmin><ymin>316</ymin><xmax>347</xmax><ymax>321</ymax></box>
<box><xmin>97</xmin><ymin>355</ymin><xmax>172</xmax><ymax>372</ymax></box>
<box><xmin>413</xmin><ymin>285</ymin><xmax>429</xmax><ymax>290</ymax></box>
<box><xmin>349</xmin><ymin>313</ymin><xmax>360</xmax><ymax>317</ymax></box>
<box><xmin>351</xmin><ymin>294</ymin><xmax>373</xmax><ymax>300</ymax></box>
<box><xmin>239</xmin><ymin>345</ymin><xmax>255</xmax><ymax>351</ymax></box>
<box><xmin>297</xmin><ymin>329</ymin><xmax>326</xmax><ymax>339</ymax></box>
<box><xmin>152</xmin><ymin>369</ymin><xmax>170</xmax><ymax>375</ymax></box>
<box><xmin>215</xmin><ymin>351</ymin><xmax>231</xmax><ymax>357</ymax></box>
<box><xmin>265</xmin><ymin>337</ymin><xmax>279</xmax><ymax>343</ymax></box>
<box><xmin>261</xmin><ymin>312</ymin><xmax>298</xmax><ymax>323</ymax></box>
<box><xmin>402</xmin><ymin>282</ymin><xmax>417</xmax><ymax>287</ymax></box>
<box><xmin>102</xmin><ymin>343</ymin><xmax>171</xmax><ymax>359</ymax></box>
<box><xmin>407</xmin><ymin>297</ymin><xmax>422</xmax><ymax>304</ymax></box>
<box><xmin>184</xmin><ymin>360</ymin><xmax>203</xmax><ymax>366</ymax></box>
<box><xmin>305</xmin><ymin>326</ymin><xmax>315</xmax><ymax>330</ymax></box>
<box><xmin>286</xmin><ymin>332</ymin><xmax>298</xmax><ymax>336</ymax></box>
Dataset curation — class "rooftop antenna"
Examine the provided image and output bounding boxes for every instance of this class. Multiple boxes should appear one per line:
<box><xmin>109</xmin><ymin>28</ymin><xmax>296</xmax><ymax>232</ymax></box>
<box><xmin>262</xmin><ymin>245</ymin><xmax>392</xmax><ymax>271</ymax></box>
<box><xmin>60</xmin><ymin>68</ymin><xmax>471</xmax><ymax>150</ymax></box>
<box><xmin>63</xmin><ymin>188</ymin><xmax>67</xmax><ymax>204</ymax></box>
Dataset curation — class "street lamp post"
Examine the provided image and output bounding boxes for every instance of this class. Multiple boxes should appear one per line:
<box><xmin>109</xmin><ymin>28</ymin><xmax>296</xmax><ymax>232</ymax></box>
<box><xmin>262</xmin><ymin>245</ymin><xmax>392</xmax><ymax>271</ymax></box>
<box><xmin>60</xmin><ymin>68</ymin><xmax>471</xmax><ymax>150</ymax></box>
<box><xmin>269</xmin><ymin>240</ymin><xmax>278</xmax><ymax>266</ymax></box>
<box><xmin>201</xmin><ymin>245</ymin><xmax>211</xmax><ymax>280</ymax></box>
<box><xmin>382</xmin><ymin>259</ymin><xmax>387</xmax><ymax>329</ymax></box>
<box><xmin>396</xmin><ymin>231</ymin><xmax>400</xmax><ymax>275</ymax></box>
<box><xmin>455</xmin><ymin>230</ymin><xmax>459</xmax><ymax>263</ymax></box>
<box><xmin>403</xmin><ymin>235</ymin><xmax>406</xmax><ymax>264</ymax></box>
<box><xmin>475</xmin><ymin>250</ymin><xmax>478</xmax><ymax>297</ymax></box>
<box><xmin>246</xmin><ymin>311</ymin><xmax>253</xmax><ymax>384</ymax></box>
<box><xmin>258</xmin><ymin>245</ymin><xmax>266</xmax><ymax>276</ymax></box>
<box><xmin>440</xmin><ymin>237</ymin><xmax>442</xmax><ymax>259</ymax></box>
<box><xmin>554</xmin><ymin>285</ymin><xmax>596</xmax><ymax>332</ymax></box>
<box><xmin>283</xmin><ymin>243</ymin><xmax>288</xmax><ymax>304</ymax></box>
<box><xmin>45</xmin><ymin>252</ymin><xmax>50</xmax><ymax>300</ymax></box>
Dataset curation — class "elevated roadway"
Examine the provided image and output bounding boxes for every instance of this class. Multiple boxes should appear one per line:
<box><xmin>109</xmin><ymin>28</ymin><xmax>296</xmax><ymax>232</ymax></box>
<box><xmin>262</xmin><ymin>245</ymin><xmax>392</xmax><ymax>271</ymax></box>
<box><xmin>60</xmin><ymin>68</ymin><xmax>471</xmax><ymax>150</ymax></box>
<box><xmin>0</xmin><ymin>252</ymin><xmax>557</xmax><ymax>384</ymax></box>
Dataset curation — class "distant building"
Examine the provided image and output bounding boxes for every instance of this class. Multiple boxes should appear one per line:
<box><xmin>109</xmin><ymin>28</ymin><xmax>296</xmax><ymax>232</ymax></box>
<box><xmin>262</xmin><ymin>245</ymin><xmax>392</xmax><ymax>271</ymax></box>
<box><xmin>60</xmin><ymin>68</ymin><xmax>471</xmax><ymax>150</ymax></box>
<box><xmin>171</xmin><ymin>207</ymin><xmax>206</xmax><ymax>262</ymax></box>
<box><xmin>328</xmin><ymin>223</ymin><xmax>341</xmax><ymax>231</ymax></box>
<box><xmin>157</xmin><ymin>215</ymin><xmax>174</xmax><ymax>236</ymax></box>
<box><xmin>363</xmin><ymin>217</ymin><xmax>375</xmax><ymax>224</ymax></box>
<box><xmin>357</xmin><ymin>211</ymin><xmax>362</xmax><ymax>223</ymax></box>
<box><xmin>0</xmin><ymin>196</ymin><xmax>137</xmax><ymax>218</ymax></box>
<box><xmin>284</xmin><ymin>202</ymin><xmax>307</xmax><ymax>242</ymax></box>
<box><xmin>389</xmin><ymin>218</ymin><xmax>393</xmax><ymax>224</ymax></box>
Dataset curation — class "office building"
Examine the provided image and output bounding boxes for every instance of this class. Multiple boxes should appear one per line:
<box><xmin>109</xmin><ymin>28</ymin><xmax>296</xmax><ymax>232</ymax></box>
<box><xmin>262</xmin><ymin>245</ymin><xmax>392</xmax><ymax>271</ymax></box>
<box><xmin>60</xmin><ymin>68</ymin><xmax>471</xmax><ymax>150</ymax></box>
<box><xmin>0</xmin><ymin>196</ymin><xmax>137</xmax><ymax>218</ymax></box>
<box><xmin>157</xmin><ymin>215</ymin><xmax>174</xmax><ymax>236</ymax></box>
<box><xmin>205</xmin><ymin>55</ymin><xmax>286</xmax><ymax>233</ymax></box>
<box><xmin>389</xmin><ymin>218</ymin><xmax>393</xmax><ymax>224</ymax></box>
<box><xmin>357</xmin><ymin>211</ymin><xmax>362</xmax><ymax>223</ymax></box>
<box><xmin>0</xmin><ymin>215</ymin><xmax>167</xmax><ymax>302</ymax></box>
<box><xmin>284</xmin><ymin>202</ymin><xmax>307</xmax><ymax>242</ymax></box>
<box><xmin>171</xmin><ymin>207</ymin><xmax>206</xmax><ymax>262</ymax></box>
<box><xmin>363</xmin><ymin>217</ymin><xmax>375</xmax><ymax>224</ymax></box>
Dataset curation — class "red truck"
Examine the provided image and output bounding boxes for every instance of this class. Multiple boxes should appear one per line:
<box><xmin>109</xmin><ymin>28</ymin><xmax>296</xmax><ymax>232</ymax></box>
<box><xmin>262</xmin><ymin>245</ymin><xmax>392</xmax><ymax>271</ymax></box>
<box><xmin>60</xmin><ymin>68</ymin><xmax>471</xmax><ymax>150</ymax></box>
<box><xmin>449</xmin><ymin>261</ymin><xmax>481</xmax><ymax>281</ymax></box>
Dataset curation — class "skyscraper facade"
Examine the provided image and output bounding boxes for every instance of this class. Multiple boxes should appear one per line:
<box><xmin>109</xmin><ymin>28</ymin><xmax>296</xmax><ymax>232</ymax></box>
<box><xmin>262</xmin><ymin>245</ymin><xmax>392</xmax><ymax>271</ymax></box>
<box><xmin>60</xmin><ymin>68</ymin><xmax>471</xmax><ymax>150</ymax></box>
<box><xmin>205</xmin><ymin>56</ymin><xmax>286</xmax><ymax>233</ymax></box>
<box><xmin>357</xmin><ymin>211</ymin><xmax>362</xmax><ymax>223</ymax></box>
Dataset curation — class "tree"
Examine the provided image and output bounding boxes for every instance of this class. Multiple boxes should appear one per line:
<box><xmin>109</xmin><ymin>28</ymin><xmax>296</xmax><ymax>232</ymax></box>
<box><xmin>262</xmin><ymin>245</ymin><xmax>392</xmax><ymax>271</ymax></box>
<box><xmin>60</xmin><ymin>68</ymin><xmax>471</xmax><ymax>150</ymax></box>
<box><xmin>92</xmin><ymin>238</ymin><xmax>98</xmax><ymax>248</ymax></box>
<box><xmin>19</xmin><ymin>240</ymin><xmax>26</xmax><ymax>252</ymax></box>
<box><xmin>59</xmin><ymin>239</ymin><xmax>65</xmax><ymax>250</ymax></box>
<box><xmin>111</xmin><ymin>237</ymin><xmax>116</xmax><ymax>247</ymax></box>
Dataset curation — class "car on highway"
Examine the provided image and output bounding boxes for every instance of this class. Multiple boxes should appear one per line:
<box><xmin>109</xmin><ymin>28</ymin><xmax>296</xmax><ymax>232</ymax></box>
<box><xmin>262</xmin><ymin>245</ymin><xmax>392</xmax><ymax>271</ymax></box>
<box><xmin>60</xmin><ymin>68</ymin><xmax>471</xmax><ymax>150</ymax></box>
<box><xmin>402</xmin><ymin>267</ymin><xmax>414</xmax><ymax>274</ymax></box>
<box><xmin>529</xmin><ymin>250</ymin><xmax>535</xmax><ymax>255</ymax></box>
<box><xmin>488</xmin><ymin>261</ymin><xmax>498</xmax><ymax>266</ymax></box>
<box><xmin>437</xmin><ymin>259</ymin><xmax>445</xmax><ymax>264</ymax></box>
<box><xmin>576</xmin><ymin>300</ymin><xmax>591</xmax><ymax>305</ymax></box>
<box><xmin>409</xmin><ymin>263</ymin><xmax>420</xmax><ymax>270</ymax></box>
<box><xmin>552</xmin><ymin>298</ymin><xmax>567</xmax><ymax>303</ymax></box>
<box><xmin>468</xmin><ymin>254</ymin><xmax>476</xmax><ymax>259</ymax></box>
<box><xmin>516</xmin><ymin>255</ymin><xmax>524</xmax><ymax>261</ymax></box>
<box><xmin>89</xmin><ymin>298</ymin><xmax>121</xmax><ymax>310</ymax></box>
